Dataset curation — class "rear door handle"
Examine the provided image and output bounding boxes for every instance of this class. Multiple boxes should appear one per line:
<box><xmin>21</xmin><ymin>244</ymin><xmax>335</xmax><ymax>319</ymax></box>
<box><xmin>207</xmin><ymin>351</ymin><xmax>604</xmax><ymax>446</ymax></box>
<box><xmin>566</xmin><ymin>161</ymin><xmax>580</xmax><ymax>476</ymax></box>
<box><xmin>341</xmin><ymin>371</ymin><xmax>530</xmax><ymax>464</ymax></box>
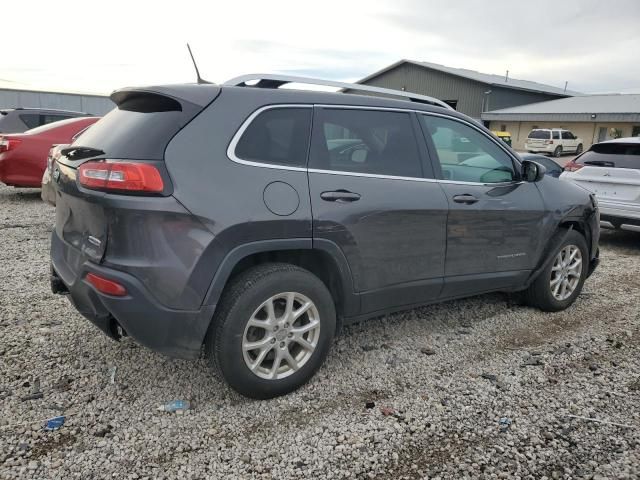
<box><xmin>452</xmin><ymin>194</ymin><xmax>478</xmax><ymax>205</ymax></box>
<box><xmin>320</xmin><ymin>190</ymin><xmax>361</xmax><ymax>202</ymax></box>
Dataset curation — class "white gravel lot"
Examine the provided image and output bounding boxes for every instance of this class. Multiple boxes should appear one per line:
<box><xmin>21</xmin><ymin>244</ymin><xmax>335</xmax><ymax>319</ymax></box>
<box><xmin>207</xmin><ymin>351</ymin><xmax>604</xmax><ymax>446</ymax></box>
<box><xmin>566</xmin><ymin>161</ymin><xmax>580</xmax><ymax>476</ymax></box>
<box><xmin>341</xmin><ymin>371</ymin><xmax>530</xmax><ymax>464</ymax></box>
<box><xmin>1</xmin><ymin>184</ymin><xmax>639</xmax><ymax>480</ymax></box>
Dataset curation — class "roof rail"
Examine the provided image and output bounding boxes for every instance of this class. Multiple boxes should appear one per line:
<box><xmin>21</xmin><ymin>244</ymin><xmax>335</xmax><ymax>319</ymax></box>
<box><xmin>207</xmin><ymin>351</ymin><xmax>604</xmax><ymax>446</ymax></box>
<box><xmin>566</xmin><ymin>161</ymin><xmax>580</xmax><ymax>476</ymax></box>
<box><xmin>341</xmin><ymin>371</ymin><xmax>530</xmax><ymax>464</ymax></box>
<box><xmin>223</xmin><ymin>74</ymin><xmax>453</xmax><ymax>110</ymax></box>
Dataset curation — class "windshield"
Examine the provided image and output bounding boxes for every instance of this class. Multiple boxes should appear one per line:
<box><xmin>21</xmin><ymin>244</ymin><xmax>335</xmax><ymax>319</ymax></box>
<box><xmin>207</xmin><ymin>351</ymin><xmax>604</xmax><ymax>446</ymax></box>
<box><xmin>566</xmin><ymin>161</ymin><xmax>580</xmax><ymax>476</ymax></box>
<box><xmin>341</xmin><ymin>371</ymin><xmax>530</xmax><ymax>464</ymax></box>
<box><xmin>528</xmin><ymin>130</ymin><xmax>550</xmax><ymax>139</ymax></box>
<box><xmin>577</xmin><ymin>143</ymin><xmax>640</xmax><ymax>169</ymax></box>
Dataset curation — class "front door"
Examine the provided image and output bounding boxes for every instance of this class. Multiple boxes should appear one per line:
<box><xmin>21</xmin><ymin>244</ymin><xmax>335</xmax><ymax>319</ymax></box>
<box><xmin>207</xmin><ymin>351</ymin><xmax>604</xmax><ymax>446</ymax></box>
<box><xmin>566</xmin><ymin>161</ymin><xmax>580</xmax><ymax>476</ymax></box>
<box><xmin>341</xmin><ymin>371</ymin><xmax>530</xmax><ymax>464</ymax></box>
<box><xmin>419</xmin><ymin>114</ymin><xmax>547</xmax><ymax>298</ymax></box>
<box><xmin>308</xmin><ymin>107</ymin><xmax>449</xmax><ymax>315</ymax></box>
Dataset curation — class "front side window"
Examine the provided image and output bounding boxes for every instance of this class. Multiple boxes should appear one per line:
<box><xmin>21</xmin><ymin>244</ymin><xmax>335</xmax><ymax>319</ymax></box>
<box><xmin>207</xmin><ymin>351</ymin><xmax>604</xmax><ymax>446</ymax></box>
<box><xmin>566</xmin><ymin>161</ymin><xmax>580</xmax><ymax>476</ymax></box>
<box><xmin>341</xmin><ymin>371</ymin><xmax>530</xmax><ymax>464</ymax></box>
<box><xmin>562</xmin><ymin>131</ymin><xmax>573</xmax><ymax>139</ymax></box>
<box><xmin>42</xmin><ymin>114</ymin><xmax>72</xmax><ymax>125</ymax></box>
<box><xmin>420</xmin><ymin>115</ymin><xmax>516</xmax><ymax>183</ymax></box>
<box><xmin>235</xmin><ymin>107</ymin><xmax>312</xmax><ymax>167</ymax></box>
<box><xmin>309</xmin><ymin>108</ymin><xmax>423</xmax><ymax>178</ymax></box>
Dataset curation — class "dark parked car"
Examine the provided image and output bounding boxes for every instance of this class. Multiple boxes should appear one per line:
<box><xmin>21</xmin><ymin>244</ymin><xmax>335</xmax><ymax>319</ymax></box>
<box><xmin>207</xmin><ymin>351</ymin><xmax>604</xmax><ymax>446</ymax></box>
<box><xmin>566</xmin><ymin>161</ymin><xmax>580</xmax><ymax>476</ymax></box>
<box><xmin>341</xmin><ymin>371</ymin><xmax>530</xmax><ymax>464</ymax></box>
<box><xmin>520</xmin><ymin>153</ymin><xmax>564</xmax><ymax>178</ymax></box>
<box><xmin>49</xmin><ymin>75</ymin><xmax>600</xmax><ymax>399</ymax></box>
<box><xmin>0</xmin><ymin>108</ymin><xmax>90</xmax><ymax>134</ymax></box>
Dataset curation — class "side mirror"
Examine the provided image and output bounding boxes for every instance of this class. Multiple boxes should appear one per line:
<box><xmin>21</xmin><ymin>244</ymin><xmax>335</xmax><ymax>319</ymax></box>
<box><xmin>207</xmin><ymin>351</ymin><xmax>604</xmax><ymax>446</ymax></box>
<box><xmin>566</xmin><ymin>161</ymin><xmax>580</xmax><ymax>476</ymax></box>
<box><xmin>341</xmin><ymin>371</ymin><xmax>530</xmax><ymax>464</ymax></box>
<box><xmin>521</xmin><ymin>160</ymin><xmax>546</xmax><ymax>182</ymax></box>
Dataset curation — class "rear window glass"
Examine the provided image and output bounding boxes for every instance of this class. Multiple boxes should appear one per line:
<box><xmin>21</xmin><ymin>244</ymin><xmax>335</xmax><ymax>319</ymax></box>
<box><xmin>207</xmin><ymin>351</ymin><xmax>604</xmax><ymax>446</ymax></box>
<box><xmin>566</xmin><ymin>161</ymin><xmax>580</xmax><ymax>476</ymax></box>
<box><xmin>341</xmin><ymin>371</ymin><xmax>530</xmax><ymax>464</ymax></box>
<box><xmin>235</xmin><ymin>108</ymin><xmax>312</xmax><ymax>167</ymax></box>
<box><xmin>528</xmin><ymin>130</ymin><xmax>550</xmax><ymax>139</ymax></box>
<box><xmin>73</xmin><ymin>105</ymin><xmax>197</xmax><ymax>160</ymax></box>
<box><xmin>577</xmin><ymin>143</ymin><xmax>640</xmax><ymax>169</ymax></box>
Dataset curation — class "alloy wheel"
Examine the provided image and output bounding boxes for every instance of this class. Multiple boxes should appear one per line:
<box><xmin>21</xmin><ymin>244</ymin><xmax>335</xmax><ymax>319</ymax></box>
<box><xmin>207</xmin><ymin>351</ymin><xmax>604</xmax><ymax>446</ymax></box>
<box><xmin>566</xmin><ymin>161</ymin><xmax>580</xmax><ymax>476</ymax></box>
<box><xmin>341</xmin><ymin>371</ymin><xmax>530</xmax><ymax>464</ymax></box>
<box><xmin>550</xmin><ymin>245</ymin><xmax>582</xmax><ymax>301</ymax></box>
<box><xmin>242</xmin><ymin>292</ymin><xmax>321</xmax><ymax>380</ymax></box>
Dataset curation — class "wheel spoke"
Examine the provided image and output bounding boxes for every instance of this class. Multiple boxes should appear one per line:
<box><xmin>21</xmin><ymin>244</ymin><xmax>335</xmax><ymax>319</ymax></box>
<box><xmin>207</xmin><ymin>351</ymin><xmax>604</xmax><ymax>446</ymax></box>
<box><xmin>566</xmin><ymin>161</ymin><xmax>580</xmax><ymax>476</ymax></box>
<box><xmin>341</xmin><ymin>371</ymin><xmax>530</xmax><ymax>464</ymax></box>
<box><xmin>247</xmin><ymin>318</ymin><xmax>271</xmax><ymax>330</ymax></box>
<box><xmin>293</xmin><ymin>301</ymin><xmax>313</xmax><ymax>320</ymax></box>
<box><xmin>269</xmin><ymin>349</ymin><xmax>284</xmax><ymax>378</ymax></box>
<box><xmin>550</xmin><ymin>275</ymin><xmax>563</xmax><ymax>286</ymax></box>
<box><xmin>291</xmin><ymin>319</ymin><xmax>319</xmax><ymax>335</ymax></box>
<box><xmin>266</xmin><ymin>299</ymin><xmax>277</xmax><ymax>323</ymax></box>
<box><xmin>293</xmin><ymin>336</ymin><xmax>315</xmax><ymax>351</ymax></box>
<box><xmin>249</xmin><ymin>345</ymin><xmax>273</xmax><ymax>371</ymax></box>
<box><xmin>283</xmin><ymin>349</ymin><xmax>299</xmax><ymax>371</ymax></box>
<box><xmin>243</xmin><ymin>336</ymin><xmax>273</xmax><ymax>351</ymax></box>
<box><xmin>284</xmin><ymin>292</ymin><xmax>295</xmax><ymax>319</ymax></box>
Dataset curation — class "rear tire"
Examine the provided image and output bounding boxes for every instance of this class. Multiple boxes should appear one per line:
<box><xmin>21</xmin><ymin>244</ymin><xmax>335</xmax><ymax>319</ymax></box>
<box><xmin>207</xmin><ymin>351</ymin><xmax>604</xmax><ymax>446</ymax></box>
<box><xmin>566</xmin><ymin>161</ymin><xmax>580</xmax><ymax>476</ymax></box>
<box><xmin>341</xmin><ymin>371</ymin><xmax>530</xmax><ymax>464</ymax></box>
<box><xmin>523</xmin><ymin>229</ymin><xmax>588</xmax><ymax>312</ymax></box>
<box><xmin>576</xmin><ymin>144</ymin><xmax>583</xmax><ymax>154</ymax></box>
<box><xmin>553</xmin><ymin>146</ymin><xmax>563</xmax><ymax>158</ymax></box>
<box><xmin>206</xmin><ymin>263</ymin><xmax>336</xmax><ymax>399</ymax></box>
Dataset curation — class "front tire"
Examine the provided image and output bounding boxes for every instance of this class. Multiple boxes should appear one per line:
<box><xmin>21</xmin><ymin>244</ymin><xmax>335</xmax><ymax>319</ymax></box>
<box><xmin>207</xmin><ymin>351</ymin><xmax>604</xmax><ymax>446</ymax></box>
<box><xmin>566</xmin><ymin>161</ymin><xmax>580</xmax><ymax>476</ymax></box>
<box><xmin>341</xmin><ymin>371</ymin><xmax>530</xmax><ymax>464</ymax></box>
<box><xmin>206</xmin><ymin>263</ymin><xmax>336</xmax><ymax>399</ymax></box>
<box><xmin>576</xmin><ymin>144</ymin><xmax>583</xmax><ymax>154</ymax></box>
<box><xmin>524</xmin><ymin>229</ymin><xmax>588</xmax><ymax>312</ymax></box>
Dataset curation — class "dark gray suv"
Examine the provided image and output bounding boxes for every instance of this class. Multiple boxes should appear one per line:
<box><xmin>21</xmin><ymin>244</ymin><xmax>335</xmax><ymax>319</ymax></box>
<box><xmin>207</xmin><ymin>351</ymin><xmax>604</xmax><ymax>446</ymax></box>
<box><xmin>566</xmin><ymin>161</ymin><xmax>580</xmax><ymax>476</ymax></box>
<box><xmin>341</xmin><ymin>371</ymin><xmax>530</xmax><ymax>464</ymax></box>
<box><xmin>49</xmin><ymin>75</ymin><xmax>600</xmax><ymax>398</ymax></box>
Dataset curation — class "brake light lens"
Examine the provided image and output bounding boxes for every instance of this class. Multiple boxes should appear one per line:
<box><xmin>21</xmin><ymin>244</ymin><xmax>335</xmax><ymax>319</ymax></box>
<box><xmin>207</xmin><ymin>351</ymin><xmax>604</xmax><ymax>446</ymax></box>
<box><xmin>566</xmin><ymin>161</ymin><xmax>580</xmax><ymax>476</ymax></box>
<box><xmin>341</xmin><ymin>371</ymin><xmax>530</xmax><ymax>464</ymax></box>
<box><xmin>85</xmin><ymin>272</ymin><xmax>127</xmax><ymax>296</ymax></box>
<box><xmin>544</xmin><ymin>140</ymin><xmax>554</xmax><ymax>145</ymax></box>
<box><xmin>564</xmin><ymin>161</ymin><xmax>584</xmax><ymax>172</ymax></box>
<box><xmin>0</xmin><ymin>137</ymin><xmax>21</xmax><ymax>153</ymax></box>
<box><xmin>78</xmin><ymin>161</ymin><xmax>164</xmax><ymax>193</ymax></box>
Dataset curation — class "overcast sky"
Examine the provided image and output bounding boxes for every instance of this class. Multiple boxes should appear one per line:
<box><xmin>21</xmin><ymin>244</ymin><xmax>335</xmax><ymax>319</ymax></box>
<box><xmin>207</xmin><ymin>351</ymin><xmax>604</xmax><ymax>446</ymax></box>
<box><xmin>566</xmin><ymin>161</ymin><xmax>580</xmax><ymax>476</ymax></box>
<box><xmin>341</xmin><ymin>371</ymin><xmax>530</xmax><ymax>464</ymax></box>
<box><xmin>4</xmin><ymin>0</ymin><xmax>640</xmax><ymax>95</ymax></box>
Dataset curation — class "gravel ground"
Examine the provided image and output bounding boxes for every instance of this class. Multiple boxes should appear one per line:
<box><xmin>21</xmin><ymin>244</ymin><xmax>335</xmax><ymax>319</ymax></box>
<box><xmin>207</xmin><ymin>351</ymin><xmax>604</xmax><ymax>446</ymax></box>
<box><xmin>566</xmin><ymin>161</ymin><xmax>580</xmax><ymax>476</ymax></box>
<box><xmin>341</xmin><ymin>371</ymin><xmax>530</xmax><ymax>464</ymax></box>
<box><xmin>1</xmin><ymin>184</ymin><xmax>639</xmax><ymax>480</ymax></box>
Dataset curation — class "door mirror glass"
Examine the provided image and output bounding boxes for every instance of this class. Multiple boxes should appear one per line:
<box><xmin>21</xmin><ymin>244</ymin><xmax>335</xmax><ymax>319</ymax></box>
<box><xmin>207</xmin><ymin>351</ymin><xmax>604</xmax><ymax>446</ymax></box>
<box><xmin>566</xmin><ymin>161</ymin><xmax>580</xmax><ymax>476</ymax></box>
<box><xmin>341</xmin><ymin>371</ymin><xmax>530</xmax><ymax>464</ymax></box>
<box><xmin>522</xmin><ymin>160</ymin><xmax>546</xmax><ymax>182</ymax></box>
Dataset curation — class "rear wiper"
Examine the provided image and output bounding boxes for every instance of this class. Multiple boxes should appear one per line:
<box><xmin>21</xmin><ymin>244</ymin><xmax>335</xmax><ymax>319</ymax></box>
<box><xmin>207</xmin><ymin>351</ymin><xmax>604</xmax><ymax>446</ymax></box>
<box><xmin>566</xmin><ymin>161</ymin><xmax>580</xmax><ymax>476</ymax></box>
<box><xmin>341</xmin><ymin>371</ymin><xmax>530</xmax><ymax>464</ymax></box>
<box><xmin>61</xmin><ymin>146</ymin><xmax>105</xmax><ymax>160</ymax></box>
<box><xmin>583</xmin><ymin>160</ymin><xmax>615</xmax><ymax>167</ymax></box>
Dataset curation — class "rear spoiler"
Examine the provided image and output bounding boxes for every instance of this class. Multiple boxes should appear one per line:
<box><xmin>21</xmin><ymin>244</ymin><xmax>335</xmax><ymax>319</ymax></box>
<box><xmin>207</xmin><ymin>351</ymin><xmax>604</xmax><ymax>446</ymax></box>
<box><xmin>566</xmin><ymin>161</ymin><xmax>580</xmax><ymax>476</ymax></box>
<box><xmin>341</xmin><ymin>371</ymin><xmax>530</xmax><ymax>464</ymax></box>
<box><xmin>110</xmin><ymin>84</ymin><xmax>220</xmax><ymax>110</ymax></box>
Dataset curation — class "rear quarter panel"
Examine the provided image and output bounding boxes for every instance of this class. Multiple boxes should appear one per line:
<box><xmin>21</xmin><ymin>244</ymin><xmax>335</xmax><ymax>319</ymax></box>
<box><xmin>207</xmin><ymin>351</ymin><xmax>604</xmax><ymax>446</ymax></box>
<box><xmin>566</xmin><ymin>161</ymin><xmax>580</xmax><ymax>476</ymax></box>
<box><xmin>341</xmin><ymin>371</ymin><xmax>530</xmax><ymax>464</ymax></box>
<box><xmin>164</xmin><ymin>88</ymin><xmax>314</xmax><ymax>306</ymax></box>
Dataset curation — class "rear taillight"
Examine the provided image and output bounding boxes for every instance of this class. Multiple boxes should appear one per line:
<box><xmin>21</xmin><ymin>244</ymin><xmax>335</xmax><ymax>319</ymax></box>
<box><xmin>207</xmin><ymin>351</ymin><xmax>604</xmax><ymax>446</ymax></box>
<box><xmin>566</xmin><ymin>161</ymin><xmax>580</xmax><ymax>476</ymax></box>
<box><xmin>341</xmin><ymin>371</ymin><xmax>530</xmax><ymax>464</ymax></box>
<box><xmin>0</xmin><ymin>137</ymin><xmax>21</xmax><ymax>153</ymax></box>
<box><xmin>564</xmin><ymin>161</ymin><xmax>583</xmax><ymax>172</ymax></box>
<box><xmin>544</xmin><ymin>140</ymin><xmax>554</xmax><ymax>145</ymax></box>
<box><xmin>85</xmin><ymin>273</ymin><xmax>127</xmax><ymax>296</ymax></box>
<box><xmin>78</xmin><ymin>161</ymin><xmax>164</xmax><ymax>193</ymax></box>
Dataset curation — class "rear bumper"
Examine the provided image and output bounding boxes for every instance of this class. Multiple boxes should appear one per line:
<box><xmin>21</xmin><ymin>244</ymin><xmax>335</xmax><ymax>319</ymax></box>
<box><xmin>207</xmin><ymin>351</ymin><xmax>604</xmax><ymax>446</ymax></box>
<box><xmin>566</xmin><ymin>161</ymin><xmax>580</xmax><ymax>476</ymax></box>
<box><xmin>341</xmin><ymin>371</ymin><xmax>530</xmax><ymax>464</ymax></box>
<box><xmin>525</xmin><ymin>144</ymin><xmax>553</xmax><ymax>153</ymax></box>
<box><xmin>50</xmin><ymin>230</ymin><xmax>215</xmax><ymax>359</ymax></box>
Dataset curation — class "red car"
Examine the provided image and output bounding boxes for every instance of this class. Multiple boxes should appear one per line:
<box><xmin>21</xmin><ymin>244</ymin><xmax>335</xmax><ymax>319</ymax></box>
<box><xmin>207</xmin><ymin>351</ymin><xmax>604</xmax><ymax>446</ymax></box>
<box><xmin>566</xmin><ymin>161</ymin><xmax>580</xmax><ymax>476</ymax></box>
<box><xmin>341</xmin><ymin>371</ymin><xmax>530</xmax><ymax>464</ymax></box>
<box><xmin>0</xmin><ymin>116</ymin><xmax>100</xmax><ymax>188</ymax></box>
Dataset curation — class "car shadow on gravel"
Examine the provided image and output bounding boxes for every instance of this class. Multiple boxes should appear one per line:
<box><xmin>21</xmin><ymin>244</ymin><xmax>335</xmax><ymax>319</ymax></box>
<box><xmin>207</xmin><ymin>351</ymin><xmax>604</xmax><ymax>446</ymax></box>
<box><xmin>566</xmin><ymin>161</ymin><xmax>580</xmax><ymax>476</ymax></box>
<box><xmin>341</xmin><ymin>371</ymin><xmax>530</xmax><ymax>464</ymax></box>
<box><xmin>0</xmin><ymin>187</ymin><xmax>43</xmax><ymax>202</ymax></box>
<box><xmin>599</xmin><ymin>229</ymin><xmax>640</xmax><ymax>253</ymax></box>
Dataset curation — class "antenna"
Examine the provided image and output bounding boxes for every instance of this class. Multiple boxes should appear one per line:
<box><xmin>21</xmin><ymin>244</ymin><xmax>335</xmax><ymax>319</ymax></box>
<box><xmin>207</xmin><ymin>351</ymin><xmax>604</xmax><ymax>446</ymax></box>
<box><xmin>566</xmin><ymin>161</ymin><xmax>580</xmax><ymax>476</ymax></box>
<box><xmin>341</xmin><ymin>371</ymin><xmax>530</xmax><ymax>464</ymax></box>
<box><xmin>505</xmin><ymin>70</ymin><xmax>509</xmax><ymax>82</ymax></box>
<box><xmin>187</xmin><ymin>43</ymin><xmax>212</xmax><ymax>84</ymax></box>
<box><xmin>564</xmin><ymin>81</ymin><xmax>568</xmax><ymax>93</ymax></box>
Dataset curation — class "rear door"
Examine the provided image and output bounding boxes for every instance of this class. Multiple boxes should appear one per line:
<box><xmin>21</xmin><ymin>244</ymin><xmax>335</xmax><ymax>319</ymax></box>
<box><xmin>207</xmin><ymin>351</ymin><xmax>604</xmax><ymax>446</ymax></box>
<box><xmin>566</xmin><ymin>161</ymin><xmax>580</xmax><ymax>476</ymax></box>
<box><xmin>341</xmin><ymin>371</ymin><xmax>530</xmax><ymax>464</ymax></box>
<box><xmin>308</xmin><ymin>106</ymin><xmax>449</xmax><ymax>315</ymax></box>
<box><xmin>419</xmin><ymin>114</ymin><xmax>547</xmax><ymax>298</ymax></box>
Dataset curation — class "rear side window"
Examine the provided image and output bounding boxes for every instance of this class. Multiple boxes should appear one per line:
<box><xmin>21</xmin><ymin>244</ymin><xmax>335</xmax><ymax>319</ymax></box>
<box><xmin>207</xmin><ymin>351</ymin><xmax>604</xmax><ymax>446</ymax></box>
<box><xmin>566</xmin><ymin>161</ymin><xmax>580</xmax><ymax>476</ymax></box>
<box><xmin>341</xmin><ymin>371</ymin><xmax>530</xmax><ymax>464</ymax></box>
<box><xmin>577</xmin><ymin>143</ymin><xmax>640</xmax><ymax>169</ymax></box>
<box><xmin>528</xmin><ymin>130</ymin><xmax>549</xmax><ymax>139</ymax></box>
<box><xmin>20</xmin><ymin>114</ymin><xmax>41</xmax><ymax>129</ymax></box>
<box><xmin>235</xmin><ymin>108</ymin><xmax>312</xmax><ymax>167</ymax></box>
<box><xmin>42</xmin><ymin>114</ymin><xmax>72</xmax><ymax>125</ymax></box>
<box><xmin>309</xmin><ymin>108</ymin><xmax>423</xmax><ymax>178</ymax></box>
<box><xmin>553</xmin><ymin>131</ymin><xmax>560</xmax><ymax>140</ymax></box>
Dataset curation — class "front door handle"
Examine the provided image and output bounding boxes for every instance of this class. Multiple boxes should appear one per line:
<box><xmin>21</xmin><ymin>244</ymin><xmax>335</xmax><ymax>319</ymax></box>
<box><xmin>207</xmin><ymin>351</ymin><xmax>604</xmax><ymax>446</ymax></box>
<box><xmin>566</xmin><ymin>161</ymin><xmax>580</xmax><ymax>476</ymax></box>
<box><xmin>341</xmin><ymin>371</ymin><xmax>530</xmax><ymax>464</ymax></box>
<box><xmin>452</xmin><ymin>194</ymin><xmax>479</xmax><ymax>205</ymax></box>
<box><xmin>320</xmin><ymin>190</ymin><xmax>361</xmax><ymax>202</ymax></box>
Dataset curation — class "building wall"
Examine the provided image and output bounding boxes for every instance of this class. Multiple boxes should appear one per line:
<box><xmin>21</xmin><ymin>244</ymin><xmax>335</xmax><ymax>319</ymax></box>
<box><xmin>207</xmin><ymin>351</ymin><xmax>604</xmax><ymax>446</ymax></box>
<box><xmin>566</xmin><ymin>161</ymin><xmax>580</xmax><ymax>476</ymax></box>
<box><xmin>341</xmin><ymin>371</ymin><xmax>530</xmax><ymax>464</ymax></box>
<box><xmin>489</xmin><ymin>120</ymin><xmax>640</xmax><ymax>150</ymax></box>
<box><xmin>489</xmin><ymin>87</ymin><xmax>563</xmax><ymax>112</ymax></box>
<box><xmin>353</xmin><ymin>63</ymin><xmax>566</xmax><ymax>120</ymax></box>
<box><xmin>0</xmin><ymin>89</ymin><xmax>114</xmax><ymax>115</ymax></box>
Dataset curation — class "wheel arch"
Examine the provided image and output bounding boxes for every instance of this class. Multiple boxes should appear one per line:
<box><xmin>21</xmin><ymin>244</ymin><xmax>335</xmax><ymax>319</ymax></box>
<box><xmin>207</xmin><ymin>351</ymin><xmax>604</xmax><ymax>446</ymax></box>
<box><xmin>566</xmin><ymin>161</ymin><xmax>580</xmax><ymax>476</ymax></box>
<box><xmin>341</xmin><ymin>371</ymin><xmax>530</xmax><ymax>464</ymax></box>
<box><xmin>202</xmin><ymin>239</ymin><xmax>359</xmax><ymax>332</ymax></box>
